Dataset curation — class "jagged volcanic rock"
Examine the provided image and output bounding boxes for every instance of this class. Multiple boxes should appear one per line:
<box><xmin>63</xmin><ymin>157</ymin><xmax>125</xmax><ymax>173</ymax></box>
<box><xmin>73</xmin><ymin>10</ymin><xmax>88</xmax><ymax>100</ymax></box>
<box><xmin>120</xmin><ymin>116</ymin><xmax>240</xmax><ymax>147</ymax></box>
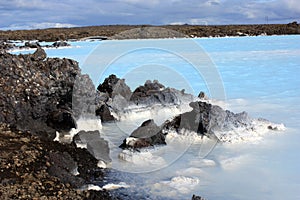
<box><xmin>0</xmin><ymin>40</ymin><xmax>16</xmax><ymax>52</ymax></box>
<box><xmin>120</xmin><ymin>119</ymin><xmax>166</xmax><ymax>149</ymax></box>
<box><xmin>163</xmin><ymin>101</ymin><xmax>253</xmax><ymax>140</ymax></box>
<box><xmin>96</xmin><ymin>74</ymin><xmax>132</xmax><ymax>122</ymax></box>
<box><xmin>95</xmin><ymin>104</ymin><xmax>115</xmax><ymax>122</ymax></box>
<box><xmin>72</xmin><ymin>74</ymin><xmax>97</xmax><ymax>119</ymax></box>
<box><xmin>97</xmin><ymin>74</ymin><xmax>131</xmax><ymax>100</ymax></box>
<box><xmin>74</xmin><ymin>130</ymin><xmax>112</xmax><ymax>164</ymax></box>
<box><xmin>24</xmin><ymin>41</ymin><xmax>41</xmax><ymax>48</ymax></box>
<box><xmin>130</xmin><ymin>80</ymin><xmax>180</xmax><ymax>105</ymax></box>
<box><xmin>0</xmin><ymin>48</ymin><xmax>80</xmax><ymax>140</ymax></box>
<box><xmin>52</xmin><ymin>41</ymin><xmax>70</xmax><ymax>48</ymax></box>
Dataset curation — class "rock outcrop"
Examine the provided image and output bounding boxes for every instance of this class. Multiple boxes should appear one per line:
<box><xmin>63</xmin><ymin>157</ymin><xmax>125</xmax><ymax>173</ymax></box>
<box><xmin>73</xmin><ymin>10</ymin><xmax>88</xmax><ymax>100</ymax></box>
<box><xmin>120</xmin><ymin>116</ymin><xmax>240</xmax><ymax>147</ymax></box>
<box><xmin>73</xmin><ymin>130</ymin><xmax>112</xmax><ymax>164</ymax></box>
<box><xmin>95</xmin><ymin>75</ymin><xmax>193</xmax><ymax>123</ymax></box>
<box><xmin>24</xmin><ymin>41</ymin><xmax>41</xmax><ymax>48</ymax></box>
<box><xmin>52</xmin><ymin>41</ymin><xmax>70</xmax><ymax>48</ymax></box>
<box><xmin>120</xmin><ymin>119</ymin><xmax>166</xmax><ymax>149</ymax></box>
<box><xmin>95</xmin><ymin>104</ymin><xmax>115</xmax><ymax>122</ymax></box>
<box><xmin>130</xmin><ymin>80</ymin><xmax>180</xmax><ymax>105</ymax></box>
<box><xmin>120</xmin><ymin>99</ymin><xmax>283</xmax><ymax>149</ymax></box>
<box><xmin>95</xmin><ymin>74</ymin><xmax>132</xmax><ymax>122</ymax></box>
<box><xmin>0</xmin><ymin>48</ymin><xmax>80</xmax><ymax>140</ymax></box>
<box><xmin>97</xmin><ymin>74</ymin><xmax>131</xmax><ymax>100</ymax></box>
<box><xmin>0</xmin><ymin>40</ymin><xmax>16</xmax><ymax>52</ymax></box>
<box><xmin>163</xmin><ymin>101</ymin><xmax>251</xmax><ymax>139</ymax></box>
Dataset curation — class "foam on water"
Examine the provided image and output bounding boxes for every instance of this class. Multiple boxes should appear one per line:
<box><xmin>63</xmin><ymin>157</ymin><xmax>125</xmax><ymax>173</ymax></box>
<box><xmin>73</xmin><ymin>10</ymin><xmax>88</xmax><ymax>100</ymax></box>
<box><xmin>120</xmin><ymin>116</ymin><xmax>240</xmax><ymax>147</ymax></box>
<box><xmin>55</xmin><ymin>117</ymin><xmax>102</xmax><ymax>143</ymax></box>
<box><xmin>102</xmin><ymin>182</ymin><xmax>131</xmax><ymax>190</ymax></box>
<box><xmin>85</xmin><ymin>182</ymin><xmax>130</xmax><ymax>191</ymax></box>
<box><xmin>151</xmin><ymin>176</ymin><xmax>200</xmax><ymax>197</ymax></box>
<box><xmin>119</xmin><ymin>149</ymin><xmax>166</xmax><ymax>167</ymax></box>
<box><xmin>215</xmin><ymin>119</ymin><xmax>286</xmax><ymax>144</ymax></box>
<box><xmin>118</xmin><ymin>103</ymin><xmax>193</xmax><ymax>125</ymax></box>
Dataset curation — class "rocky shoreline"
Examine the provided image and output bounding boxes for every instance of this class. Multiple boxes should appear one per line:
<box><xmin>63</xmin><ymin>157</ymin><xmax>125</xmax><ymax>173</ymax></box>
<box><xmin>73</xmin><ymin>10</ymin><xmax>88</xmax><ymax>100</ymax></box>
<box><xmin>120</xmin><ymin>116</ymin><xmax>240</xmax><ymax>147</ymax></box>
<box><xmin>0</xmin><ymin>47</ymin><xmax>116</xmax><ymax>199</ymax></box>
<box><xmin>0</xmin><ymin>123</ymin><xmax>112</xmax><ymax>200</ymax></box>
<box><xmin>0</xmin><ymin>36</ymin><xmax>285</xmax><ymax>199</ymax></box>
<box><xmin>0</xmin><ymin>22</ymin><xmax>299</xmax><ymax>41</ymax></box>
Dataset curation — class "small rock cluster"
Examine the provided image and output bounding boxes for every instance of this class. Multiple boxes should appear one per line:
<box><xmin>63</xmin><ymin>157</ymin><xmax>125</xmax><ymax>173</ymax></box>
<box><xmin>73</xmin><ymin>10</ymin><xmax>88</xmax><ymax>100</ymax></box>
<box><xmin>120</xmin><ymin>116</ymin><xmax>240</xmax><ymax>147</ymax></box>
<box><xmin>23</xmin><ymin>41</ymin><xmax>70</xmax><ymax>49</ymax></box>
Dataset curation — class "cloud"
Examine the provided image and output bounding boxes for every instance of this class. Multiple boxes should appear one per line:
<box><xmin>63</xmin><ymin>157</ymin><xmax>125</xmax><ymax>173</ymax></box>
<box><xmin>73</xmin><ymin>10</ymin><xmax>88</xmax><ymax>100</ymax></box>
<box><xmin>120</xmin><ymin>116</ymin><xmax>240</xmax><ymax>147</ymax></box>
<box><xmin>0</xmin><ymin>0</ymin><xmax>299</xmax><ymax>30</ymax></box>
<box><xmin>1</xmin><ymin>22</ymin><xmax>78</xmax><ymax>30</ymax></box>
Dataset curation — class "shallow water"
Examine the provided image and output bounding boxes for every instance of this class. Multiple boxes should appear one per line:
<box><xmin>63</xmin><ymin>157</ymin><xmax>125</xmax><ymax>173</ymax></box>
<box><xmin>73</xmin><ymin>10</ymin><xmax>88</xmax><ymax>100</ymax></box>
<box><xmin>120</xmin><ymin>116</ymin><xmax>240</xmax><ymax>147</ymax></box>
<box><xmin>13</xmin><ymin>35</ymin><xmax>300</xmax><ymax>199</ymax></box>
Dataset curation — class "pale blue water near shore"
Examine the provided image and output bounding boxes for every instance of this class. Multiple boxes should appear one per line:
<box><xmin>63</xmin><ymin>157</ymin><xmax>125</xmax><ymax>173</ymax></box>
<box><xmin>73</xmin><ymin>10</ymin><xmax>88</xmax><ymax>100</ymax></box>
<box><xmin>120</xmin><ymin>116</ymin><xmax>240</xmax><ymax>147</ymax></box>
<box><xmin>13</xmin><ymin>35</ymin><xmax>300</xmax><ymax>199</ymax></box>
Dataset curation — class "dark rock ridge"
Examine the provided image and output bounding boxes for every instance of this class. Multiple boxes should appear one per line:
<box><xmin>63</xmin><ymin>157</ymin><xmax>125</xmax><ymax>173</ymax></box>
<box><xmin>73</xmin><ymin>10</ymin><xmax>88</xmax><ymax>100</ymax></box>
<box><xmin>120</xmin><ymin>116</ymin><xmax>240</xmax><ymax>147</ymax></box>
<box><xmin>120</xmin><ymin>119</ymin><xmax>166</xmax><ymax>149</ymax></box>
<box><xmin>95</xmin><ymin>74</ymin><xmax>193</xmax><ymax>122</ymax></box>
<box><xmin>24</xmin><ymin>41</ymin><xmax>41</xmax><ymax>48</ymax></box>
<box><xmin>96</xmin><ymin>104</ymin><xmax>115</xmax><ymax>122</ymax></box>
<box><xmin>0</xmin><ymin>48</ymin><xmax>79</xmax><ymax>140</ymax></box>
<box><xmin>120</xmin><ymin>100</ymin><xmax>274</xmax><ymax>149</ymax></box>
<box><xmin>0</xmin><ymin>22</ymin><xmax>299</xmax><ymax>41</ymax></box>
<box><xmin>130</xmin><ymin>80</ymin><xmax>181</xmax><ymax>105</ymax></box>
<box><xmin>95</xmin><ymin>74</ymin><xmax>132</xmax><ymax>122</ymax></box>
<box><xmin>163</xmin><ymin>101</ymin><xmax>252</xmax><ymax>139</ymax></box>
<box><xmin>52</xmin><ymin>41</ymin><xmax>71</xmax><ymax>48</ymax></box>
<box><xmin>22</xmin><ymin>41</ymin><xmax>71</xmax><ymax>49</ymax></box>
<box><xmin>0</xmin><ymin>40</ymin><xmax>71</xmax><ymax>52</ymax></box>
<box><xmin>97</xmin><ymin>74</ymin><xmax>131</xmax><ymax>100</ymax></box>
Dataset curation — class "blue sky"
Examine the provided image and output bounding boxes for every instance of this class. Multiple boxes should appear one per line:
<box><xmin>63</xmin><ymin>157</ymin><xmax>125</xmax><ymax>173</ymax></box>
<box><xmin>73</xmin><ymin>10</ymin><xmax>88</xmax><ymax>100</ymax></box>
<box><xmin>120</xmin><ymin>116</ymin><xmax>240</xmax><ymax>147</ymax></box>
<box><xmin>0</xmin><ymin>0</ymin><xmax>299</xmax><ymax>30</ymax></box>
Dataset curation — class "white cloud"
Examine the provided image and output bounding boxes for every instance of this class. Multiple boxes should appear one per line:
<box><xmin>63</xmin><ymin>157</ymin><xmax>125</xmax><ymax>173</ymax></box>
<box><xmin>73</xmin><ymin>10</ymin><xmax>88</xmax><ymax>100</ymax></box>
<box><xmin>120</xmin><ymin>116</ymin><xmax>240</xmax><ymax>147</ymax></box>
<box><xmin>1</xmin><ymin>22</ymin><xmax>77</xmax><ymax>30</ymax></box>
<box><xmin>0</xmin><ymin>0</ymin><xmax>299</xmax><ymax>29</ymax></box>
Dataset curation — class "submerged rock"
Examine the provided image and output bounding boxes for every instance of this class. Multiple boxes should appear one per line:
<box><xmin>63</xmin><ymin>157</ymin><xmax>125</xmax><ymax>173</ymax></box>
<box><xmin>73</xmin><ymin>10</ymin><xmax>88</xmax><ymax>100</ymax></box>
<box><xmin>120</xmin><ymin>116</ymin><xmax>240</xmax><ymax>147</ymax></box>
<box><xmin>120</xmin><ymin>119</ymin><xmax>166</xmax><ymax>149</ymax></box>
<box><xmin>52</xmin><ymin>41</ymin><xmax>70</xmax><ymax>48</ymax></box>
<box><xmin>24</xmin><ymin>41</ymin><xmax>41</xmax><ymax>48</ymax></box>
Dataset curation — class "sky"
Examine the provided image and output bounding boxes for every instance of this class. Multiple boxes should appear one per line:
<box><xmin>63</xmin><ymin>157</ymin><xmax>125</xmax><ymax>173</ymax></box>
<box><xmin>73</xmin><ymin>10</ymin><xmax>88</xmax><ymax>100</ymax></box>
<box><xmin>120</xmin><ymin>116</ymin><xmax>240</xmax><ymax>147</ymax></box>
<box><xmin>0</xmin><ymin>0</ymin><xmax>299</xmax><ymax>30</ymax></box>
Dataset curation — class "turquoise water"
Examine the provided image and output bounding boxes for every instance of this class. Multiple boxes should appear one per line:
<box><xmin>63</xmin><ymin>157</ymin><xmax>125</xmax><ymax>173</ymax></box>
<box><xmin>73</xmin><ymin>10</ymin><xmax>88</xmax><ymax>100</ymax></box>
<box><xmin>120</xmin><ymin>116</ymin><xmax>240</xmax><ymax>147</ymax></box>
<box><xmin>12</xmin><ymin>35</ymin><xmax>300</xmax><ymax>199</ymax></box>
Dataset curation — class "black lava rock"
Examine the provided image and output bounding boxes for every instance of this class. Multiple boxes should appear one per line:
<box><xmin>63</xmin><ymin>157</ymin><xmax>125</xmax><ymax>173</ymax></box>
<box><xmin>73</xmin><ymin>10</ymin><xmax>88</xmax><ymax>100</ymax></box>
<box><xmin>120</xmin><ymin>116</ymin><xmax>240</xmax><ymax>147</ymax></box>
<box><xmin>95</xmin><ymin>104</ymin><xmax>115</xmax><ymax>122</ymax></box>
<box><xmin>120</xmin><ymin>119</ymin><xmax>166</xmax><ymax>149</ymax></box>
<box><xmin>130</xmin><ymin>80</ymin><xmax>179</xmax><ymax>105</ymax></box>
<box><xmin>0</xmin><ymin>48</ymin><xmax>80</xmax><ymax>140</ymax></box>
<box><xmin>97</xmin><ymin>74</ymin><xmax>131</xmax><ymax>100</ymax></box>
<box><xmin>52</xmin><ymin>41</ymin><xmax>70</xmax><ymax>48</ymax></box>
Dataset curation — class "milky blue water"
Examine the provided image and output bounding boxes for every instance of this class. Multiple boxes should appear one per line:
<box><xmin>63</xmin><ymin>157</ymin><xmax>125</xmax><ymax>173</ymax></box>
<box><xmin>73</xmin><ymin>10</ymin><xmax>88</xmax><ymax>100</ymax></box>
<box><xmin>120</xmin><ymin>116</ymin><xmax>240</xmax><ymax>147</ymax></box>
<box><xmin>12</xmin><ymin>35</ymin><xmax>300</xmax><ymax>199</ymax></box>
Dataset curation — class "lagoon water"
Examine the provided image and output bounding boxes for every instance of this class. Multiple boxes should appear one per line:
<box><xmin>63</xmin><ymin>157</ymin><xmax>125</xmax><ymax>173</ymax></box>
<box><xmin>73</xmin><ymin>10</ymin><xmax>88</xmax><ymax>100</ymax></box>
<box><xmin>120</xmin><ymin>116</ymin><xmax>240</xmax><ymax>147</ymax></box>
<box><xmin>14</xmin><ymin>35</ymin><xmax>300</xmax><ymax>199</ymax></box>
